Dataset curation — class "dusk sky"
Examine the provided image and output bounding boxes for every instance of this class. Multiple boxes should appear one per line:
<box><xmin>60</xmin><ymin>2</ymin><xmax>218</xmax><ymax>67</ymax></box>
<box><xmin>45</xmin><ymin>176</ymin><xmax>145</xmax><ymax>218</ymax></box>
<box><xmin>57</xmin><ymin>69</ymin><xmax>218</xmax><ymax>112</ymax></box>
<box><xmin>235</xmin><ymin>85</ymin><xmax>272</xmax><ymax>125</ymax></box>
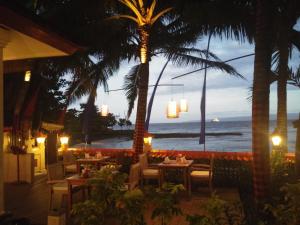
<box><xmin>71</xmin><ymin>22</ymin><xmax>300</xmax><ymax>124</ymax></box>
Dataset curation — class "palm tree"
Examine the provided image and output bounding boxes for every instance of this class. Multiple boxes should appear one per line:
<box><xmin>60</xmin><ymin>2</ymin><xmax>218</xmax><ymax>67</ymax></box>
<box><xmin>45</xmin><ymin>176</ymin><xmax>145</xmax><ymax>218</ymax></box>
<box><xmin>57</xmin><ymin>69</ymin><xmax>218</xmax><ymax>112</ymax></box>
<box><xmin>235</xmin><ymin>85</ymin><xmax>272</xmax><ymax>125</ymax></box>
<box><xmin>271</xmin><ymin>0</ymin><xmax>300</xmax><ymax>152</ymax></box>
<box><xmin>111</xmin><ymin>0</ymin><xmax>172</xmax><ymax>159</ymax></box>
<box><xmin>252</xmin><ymin>0</ymin><xmax>273</xmax><ymax>201</ymax></box>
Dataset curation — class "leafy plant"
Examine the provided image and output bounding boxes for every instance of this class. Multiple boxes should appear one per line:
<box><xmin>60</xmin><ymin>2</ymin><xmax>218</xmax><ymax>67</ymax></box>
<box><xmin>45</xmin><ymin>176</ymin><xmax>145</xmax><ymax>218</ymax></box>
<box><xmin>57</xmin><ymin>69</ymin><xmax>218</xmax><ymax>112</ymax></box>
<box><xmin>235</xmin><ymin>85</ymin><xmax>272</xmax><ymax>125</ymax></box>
<box><xmin>186</xmin><ymin>194</ymin><xmax>245</xmax><ymax>225</ymax></box>
<box><xmin>146</xmin><ymin>183</ymin><xmax>184</xmax><ymax>225</ymax></box>
<box><xmin>72</xmin><ymin>167</ymin><xmax>145</xmax><ymax>225</ymax></box>
<box><xmin>264</xmin><ymin>182</ymin><xmax>300</xmax><ymax>225</ymax></box>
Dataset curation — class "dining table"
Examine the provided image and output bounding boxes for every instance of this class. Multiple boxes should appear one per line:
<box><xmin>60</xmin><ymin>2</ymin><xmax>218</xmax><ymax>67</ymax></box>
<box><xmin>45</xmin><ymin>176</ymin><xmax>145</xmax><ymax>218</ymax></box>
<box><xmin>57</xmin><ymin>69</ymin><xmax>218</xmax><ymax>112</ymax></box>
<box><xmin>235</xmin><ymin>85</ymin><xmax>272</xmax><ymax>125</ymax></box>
<box><xmin>158</xmin><ymin>159</ymin><xmax>194</xmax><ymax>196</ymax></box>
<box><xmin>76</xmin><ymin>156</ymin><xmax>110</xmax><ymax>173</ymax></box>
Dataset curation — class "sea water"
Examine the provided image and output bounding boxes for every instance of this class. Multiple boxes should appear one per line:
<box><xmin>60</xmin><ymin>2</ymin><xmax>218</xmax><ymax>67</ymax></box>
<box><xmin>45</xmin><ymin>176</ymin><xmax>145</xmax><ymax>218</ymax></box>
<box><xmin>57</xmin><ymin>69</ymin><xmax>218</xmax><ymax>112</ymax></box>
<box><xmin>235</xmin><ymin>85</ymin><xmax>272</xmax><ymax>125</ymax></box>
<box><xmin>75</xmin><ymin>119</ymin><xmax>298</xmax><ymax>152</ymax></box>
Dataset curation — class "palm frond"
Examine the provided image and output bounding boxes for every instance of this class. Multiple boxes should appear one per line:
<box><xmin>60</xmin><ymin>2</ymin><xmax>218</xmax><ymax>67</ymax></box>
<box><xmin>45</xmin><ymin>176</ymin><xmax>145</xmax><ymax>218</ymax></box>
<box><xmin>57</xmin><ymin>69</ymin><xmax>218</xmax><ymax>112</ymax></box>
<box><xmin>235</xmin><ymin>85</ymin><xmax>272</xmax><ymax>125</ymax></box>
<box><xmin>288</xmin><ymin>66</ymin><xmax>300</xmax><ymax>88</ymax></box>
<box><xmin>150</xmin><ymin>7</ymin><xmax>172</xmax><ymax>25</ymax></box>
<box><xmin>123</xmin><ymin>64</ymin><xmax>141</xmax><ymax>118</ymax></box>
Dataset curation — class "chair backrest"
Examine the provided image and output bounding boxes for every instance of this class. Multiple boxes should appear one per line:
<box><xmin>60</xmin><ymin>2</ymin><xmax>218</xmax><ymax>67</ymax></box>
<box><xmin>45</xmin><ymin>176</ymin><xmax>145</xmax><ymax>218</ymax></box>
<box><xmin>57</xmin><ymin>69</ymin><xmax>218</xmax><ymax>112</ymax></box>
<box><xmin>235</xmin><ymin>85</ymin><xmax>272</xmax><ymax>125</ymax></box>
<box><xmin>47</xmin><ymin>163</ymin><xmax>65</xmax><ymax>181</ymax></box>
<box><xmin>63</xmin><ymin>151</ymin><xmax>76</xmax><ymax>164</ymax></box>
<box><xmin>128</xmin><ymin>162</ymin><xmax>140</xmax><ymax>190</ymax></box>
<box><xmin>139</xmin><ymin>153</ymin><xmax>148</xmax><ymax>170</ymax></box>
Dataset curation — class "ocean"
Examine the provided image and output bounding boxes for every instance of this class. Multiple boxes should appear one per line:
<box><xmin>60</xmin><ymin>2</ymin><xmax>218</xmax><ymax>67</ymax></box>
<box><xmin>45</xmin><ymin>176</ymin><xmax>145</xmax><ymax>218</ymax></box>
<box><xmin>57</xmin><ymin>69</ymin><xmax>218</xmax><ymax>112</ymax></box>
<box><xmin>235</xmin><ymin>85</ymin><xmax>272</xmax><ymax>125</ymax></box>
<box><xmin>74</xmin><ymin>118</ymin><xmax>299</xmax><ymax>152</ymax></box>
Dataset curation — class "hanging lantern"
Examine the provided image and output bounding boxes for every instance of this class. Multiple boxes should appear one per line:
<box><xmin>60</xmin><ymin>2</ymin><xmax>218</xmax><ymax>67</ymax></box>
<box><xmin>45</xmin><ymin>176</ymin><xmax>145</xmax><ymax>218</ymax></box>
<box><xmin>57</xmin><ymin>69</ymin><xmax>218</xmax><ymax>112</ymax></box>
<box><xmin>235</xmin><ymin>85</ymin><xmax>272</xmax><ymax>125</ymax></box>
<box><xmin>166</xmin><ymin>100</ymin><xmax>179</xmax><ymax>119</ymax></box>
<box><xmin>180</xmin><ymin>99</ymin><xmax>188</xmax><ymax>113</ymax></box>
<box><xmin>101</xmin><ymin>104</ymin><xmax>109</xmax><ymax>117</ymax></box>
<box><xmin>24</xmin><ymin>70</ymin><xmax>31</xmax><ymax>82</ymax></box>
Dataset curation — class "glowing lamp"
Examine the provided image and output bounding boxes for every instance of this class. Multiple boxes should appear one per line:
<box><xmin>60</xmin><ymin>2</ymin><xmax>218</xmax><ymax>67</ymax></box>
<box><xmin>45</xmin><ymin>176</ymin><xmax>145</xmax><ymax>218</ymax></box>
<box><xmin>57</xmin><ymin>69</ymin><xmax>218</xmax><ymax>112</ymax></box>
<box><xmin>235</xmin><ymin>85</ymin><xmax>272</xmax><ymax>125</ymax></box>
<box><xmin>167</xmin><ymin>100</ymin><xmax>179</xmax><ymax>119</ymax></box>
<box><xmin>101</xmin><ymin>105</ymin><xmax>109</xmax><ymax>117</ymax></box>
<box><xmin>24</xmin><ymin>70</ymin><xmax>31</xmax><ymax>82</ymax></box>
<box><xmin>271</xmin><ymin>128</ymin><xmax>282</xmax><ymax>147</ymax></box>
<box><xmin>60</xmin><ymin>136</ymin><xmax>69</xmax><ymax>145</ymax></box>
<box><xmin>143</xmin><ymin>134</ymin><xmax>153</xmax><ymax>145</ymax></box>
<box><xmin>36</xmin><ymin>136</ymin><xmax>46</xmax><ymax>144</ymax></box>
<box><xmin>180</xmin><ymin>99</ymin><xmax>188</xmax><ymax>113</ymax></box>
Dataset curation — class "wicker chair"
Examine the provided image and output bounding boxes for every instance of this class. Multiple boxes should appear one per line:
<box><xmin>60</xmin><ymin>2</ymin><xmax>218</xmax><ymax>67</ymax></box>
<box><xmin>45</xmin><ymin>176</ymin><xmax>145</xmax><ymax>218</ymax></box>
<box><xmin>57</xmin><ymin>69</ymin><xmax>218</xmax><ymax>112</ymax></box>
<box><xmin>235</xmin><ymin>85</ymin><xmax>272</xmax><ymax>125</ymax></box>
<box><xmin>188</xmin><ymin>155</ymin><xmax>214</xmax><ymax>196</ymax></box>
<box><xmin>139</xmin><ymin>153</ymin><xmax>160</xmax><ymax>186</ymax></box>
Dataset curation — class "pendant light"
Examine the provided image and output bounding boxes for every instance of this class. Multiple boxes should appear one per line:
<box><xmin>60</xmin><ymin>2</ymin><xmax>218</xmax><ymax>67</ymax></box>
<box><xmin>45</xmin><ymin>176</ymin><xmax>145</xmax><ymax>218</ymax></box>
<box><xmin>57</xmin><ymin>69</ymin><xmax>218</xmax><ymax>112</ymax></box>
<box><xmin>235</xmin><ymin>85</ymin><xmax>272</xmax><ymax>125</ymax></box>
<box><xmin>101</xmin><ymin>104</ymin><xmax>109</xmax><ymax>117</ymax></box>
<box><xmin>180</xmin><ymin>99</ymin><xmax>188</xmax><ymax>113</ymax></box>
<box><xmin>166</xmin><ymin>100</ymin><xmax>179</xmax><ymax>118</ymax></box>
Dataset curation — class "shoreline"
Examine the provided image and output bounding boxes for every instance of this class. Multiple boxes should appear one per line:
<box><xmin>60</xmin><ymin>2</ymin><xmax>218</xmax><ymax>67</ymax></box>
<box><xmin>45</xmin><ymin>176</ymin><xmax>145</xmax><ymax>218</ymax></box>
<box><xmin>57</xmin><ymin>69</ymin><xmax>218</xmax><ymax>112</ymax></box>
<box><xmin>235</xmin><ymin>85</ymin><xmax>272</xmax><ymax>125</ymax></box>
<box><xmin>97</xmin><ymin>130</ymin><xmax>243</xmax><ymax>139</ymax></box>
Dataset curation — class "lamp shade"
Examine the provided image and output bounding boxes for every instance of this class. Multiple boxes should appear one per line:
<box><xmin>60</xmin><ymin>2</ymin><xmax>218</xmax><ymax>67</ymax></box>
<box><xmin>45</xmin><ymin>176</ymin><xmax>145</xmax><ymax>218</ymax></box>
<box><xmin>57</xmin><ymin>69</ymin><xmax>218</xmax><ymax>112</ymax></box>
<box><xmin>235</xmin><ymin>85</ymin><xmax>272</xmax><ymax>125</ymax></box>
<box><xmin>60</xmin><ymin>136</ymin><xmax>69</xmax><ymax>145</ymax></box>
<box><xmin>36</xmin><ymin>136</ymin><xmax>46</xmax><ymax>144</ymax></box>
<box><xmin>143</xmin><ymin>133</ymin><xmax>153</xmax><ymax>145</ymax></box>
<box><xmin>166</xmin><ymin>100</ymin><xmax>179</xmax><ymax>118</ymax></box>
<box><xmin>180</xmin><ymin>99</ymin><xmax>188</xmax><ymax>113</ymax></box>
<box><xmin>24</xmin><ymin>70</ymin><xmax>31</xmax><ymax>82</ymax></box>
<box><xmin>101</xmin><ymin>104</ymin><xmax>109</xmax><ymax>117</ymax></box>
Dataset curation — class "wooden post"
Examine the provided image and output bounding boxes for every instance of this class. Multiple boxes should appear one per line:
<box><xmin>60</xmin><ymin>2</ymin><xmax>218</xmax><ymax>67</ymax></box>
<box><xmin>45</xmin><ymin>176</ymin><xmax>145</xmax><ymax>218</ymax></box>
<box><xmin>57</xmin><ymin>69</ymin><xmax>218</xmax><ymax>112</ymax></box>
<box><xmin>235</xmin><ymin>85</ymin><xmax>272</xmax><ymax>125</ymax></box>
<box><xmin>0</xmin><ymin>28</ymin><xmax>10</xmax><ymax>215</ymax></box>
<box><xmin>293</xmin><ymin>113</ymin><xmax>300</xmax><ymax>178</ymax></box>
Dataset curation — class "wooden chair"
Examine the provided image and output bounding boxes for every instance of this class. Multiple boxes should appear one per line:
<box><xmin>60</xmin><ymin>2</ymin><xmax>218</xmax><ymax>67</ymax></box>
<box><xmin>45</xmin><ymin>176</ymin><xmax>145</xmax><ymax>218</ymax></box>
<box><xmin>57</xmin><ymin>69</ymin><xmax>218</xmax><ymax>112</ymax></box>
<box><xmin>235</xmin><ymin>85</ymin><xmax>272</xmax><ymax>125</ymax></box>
<box><xmin>62</xmin><ymin>151</ymin><xmax>77</xmax><ymax>174</ymax></box>
<box><xmin>125</xmin><ymin>162</ymin><xmax>141</xmax><ymax>190</ymax></box>
<box><xmin>139</xmin><ymin>153</ymin><xmax>160</xmax><ymax>186</ymax></box>
<box><xmin>188</xmin><ymin>155</ymin><xmax>214</xmax><ymax>196</ymax></box>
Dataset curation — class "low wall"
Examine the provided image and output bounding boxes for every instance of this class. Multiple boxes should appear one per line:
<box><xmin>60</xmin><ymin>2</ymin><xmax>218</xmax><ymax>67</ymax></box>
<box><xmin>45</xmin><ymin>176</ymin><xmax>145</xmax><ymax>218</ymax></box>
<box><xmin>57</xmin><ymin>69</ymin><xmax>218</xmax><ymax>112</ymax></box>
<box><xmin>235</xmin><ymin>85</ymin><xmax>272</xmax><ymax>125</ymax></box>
<box><xmin>68</xmin><ymin>147</ymin><xmax>295</xmax><ymax>162</ymax></box>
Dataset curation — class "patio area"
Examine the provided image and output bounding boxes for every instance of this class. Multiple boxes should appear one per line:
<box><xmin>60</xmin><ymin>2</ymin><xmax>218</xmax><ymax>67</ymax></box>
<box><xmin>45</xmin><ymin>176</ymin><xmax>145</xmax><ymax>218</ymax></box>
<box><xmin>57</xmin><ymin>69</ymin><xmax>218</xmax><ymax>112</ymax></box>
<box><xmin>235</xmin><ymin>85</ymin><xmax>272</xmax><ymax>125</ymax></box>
<box><xmin>4</xmin><ymin>173</ymin><xmax>240</xmax><ymax>225</ymax></box>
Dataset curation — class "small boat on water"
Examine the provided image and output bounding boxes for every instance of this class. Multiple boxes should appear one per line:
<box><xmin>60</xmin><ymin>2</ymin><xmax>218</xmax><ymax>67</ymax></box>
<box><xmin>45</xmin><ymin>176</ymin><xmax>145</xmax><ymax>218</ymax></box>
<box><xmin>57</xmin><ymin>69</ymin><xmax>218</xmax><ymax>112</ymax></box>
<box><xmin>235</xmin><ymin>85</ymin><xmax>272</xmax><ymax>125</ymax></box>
<box><xmin>211</xmin><ymin>117</ymin><xmax>220</xmax><ymax>122</ymax></box>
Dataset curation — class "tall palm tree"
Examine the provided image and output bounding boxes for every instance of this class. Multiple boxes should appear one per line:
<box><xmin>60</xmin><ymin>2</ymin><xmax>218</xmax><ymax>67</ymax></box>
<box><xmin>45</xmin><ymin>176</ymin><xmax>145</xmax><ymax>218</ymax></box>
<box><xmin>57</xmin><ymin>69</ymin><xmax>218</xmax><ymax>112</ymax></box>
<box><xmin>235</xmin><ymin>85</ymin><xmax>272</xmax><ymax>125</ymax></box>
<box><xmin>252</xmin><ymin>0</ymin><xmax>273</xmax><ymax>201</ymax></box>
<box><xmin>271</xmin><ymin>0</ymin><xmax>300</xmax><ymax>152</ymax></box>
<box><xmin>111</xmin><ymin>0</ymin><xmax>172</xmax><ymax>159</ymax></box>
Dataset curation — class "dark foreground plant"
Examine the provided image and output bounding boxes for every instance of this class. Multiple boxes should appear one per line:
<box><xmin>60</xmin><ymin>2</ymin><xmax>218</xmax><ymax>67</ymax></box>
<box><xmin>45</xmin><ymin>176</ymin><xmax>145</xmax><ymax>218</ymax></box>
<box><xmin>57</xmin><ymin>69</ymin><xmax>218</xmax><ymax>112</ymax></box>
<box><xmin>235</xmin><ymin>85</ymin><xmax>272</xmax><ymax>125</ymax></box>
<box><xmin>186</xmin><ymin>194</ymin><xmax>245</xmax><ymax>225</ymax></box>
<box><xmin>264</xmin><ymin>182</ymin><xmax>300</xmax><ymax>225</ymax></box>
<box><xmin>146</xmin><ymin>183</ymin><xmax>184</xmax><ymax>225</ymax></box>
<box><xmin>72</xmin><ymin>167</ymin><xmax>145</xmax><ymax>225</ymax></box>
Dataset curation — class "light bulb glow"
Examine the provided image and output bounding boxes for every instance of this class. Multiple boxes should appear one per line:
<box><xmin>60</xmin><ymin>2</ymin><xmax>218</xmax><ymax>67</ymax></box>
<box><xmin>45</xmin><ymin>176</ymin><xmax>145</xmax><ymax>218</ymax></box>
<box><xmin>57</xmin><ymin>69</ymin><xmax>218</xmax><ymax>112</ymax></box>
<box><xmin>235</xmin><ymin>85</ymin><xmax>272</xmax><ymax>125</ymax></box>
<box><xmin>24</xmin><ymin>71</ymin><xmax>31</xmax><ymax>82</ymax></box>
<box><xmin>272</xmin><ymin>136</ymin><xmax>282</xmax><ymax>147</ymax></box>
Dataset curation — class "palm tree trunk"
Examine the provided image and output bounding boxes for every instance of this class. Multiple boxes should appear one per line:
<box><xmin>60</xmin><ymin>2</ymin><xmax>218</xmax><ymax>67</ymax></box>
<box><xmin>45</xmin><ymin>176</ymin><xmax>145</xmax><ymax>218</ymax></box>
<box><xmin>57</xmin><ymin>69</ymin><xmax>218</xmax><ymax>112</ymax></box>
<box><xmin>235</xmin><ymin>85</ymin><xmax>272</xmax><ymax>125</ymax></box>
<box><xmin>277</xmin><ymin>22</ymin><xmax>289</xmax><ymax>152</ymax></box>
<box><xmin>132</xmin><ymin>26</ymin><xmax>150</xmax><ymax>162</ymax></box>
<box><xmin>252</xmin><ymin>0</ymin><xmax>272</xmax><ymax>201</ymax></box>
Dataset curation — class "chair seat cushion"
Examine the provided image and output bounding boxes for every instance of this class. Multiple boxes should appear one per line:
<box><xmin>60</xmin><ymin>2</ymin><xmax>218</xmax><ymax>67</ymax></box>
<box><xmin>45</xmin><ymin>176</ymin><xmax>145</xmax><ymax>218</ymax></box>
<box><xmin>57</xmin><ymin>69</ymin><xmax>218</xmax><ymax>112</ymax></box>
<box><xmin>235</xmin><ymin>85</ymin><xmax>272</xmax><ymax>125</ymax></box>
<box><xmin>52</xmin><ymin>182</ymin><xmax>68</xmax><ymax>192</ymax></box>
<box><xmin>190</xmin><ymin>170</ymin><xmax>210</xmax><ymax>178</ymax></box>
<box><xmin>65</xmin><ymin>164</ymin><xmax>77</xmax><ymax>172</ymax></box>
<box><xmin>142</xmin><ymin>168</ymin><xmax>159</xmax><ymax>177</ymax></box>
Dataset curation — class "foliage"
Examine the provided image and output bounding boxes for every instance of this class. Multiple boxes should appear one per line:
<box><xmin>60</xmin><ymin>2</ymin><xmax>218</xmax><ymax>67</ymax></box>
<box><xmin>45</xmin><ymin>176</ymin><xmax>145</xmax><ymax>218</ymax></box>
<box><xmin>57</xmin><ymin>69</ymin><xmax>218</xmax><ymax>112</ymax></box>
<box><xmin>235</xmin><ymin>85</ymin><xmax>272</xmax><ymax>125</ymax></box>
<box><xmin>264</xmin><ymin>182</ymin><xmax>300</xmax><ymax>225</ymax></box>
<box><xmin>186</xmin><ymin>194</ymin><xmax>245</xmax><ymax>225</ymax></box>
<box><xmin>72</xmin><ymin>167</ymin><xmax>145</xmax><ymax>225</ymax></box>
<box><xmin>64</xmin><ymin>106</ymin><xmax>119</xmax><ymax>144</ymax></box>
<box><xmin>146</xmin><ymin>183</ymin><xmax>184</xmax><ymax>225</ymax></box>
<box><xmin>118</xmin><ymin>118</ymin><xmax>127</xmax><ymax>129</ymax></box>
